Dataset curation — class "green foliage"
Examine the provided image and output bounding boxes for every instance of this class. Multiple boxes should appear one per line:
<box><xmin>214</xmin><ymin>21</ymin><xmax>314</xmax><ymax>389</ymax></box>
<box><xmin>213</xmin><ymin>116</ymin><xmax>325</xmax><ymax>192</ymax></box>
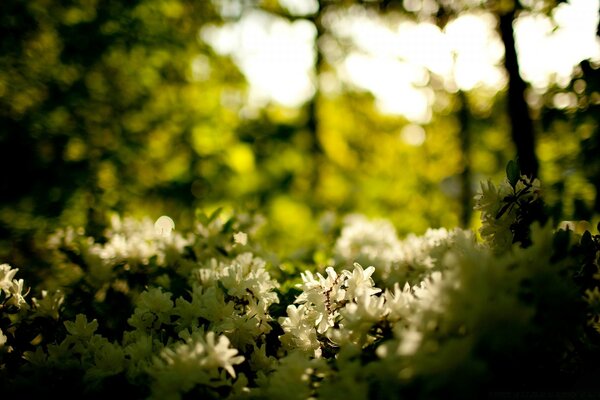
<box><xmin>506</xmin><ymin>159</ymin><xmax>520</xmax><ymax>188</ymax></box>
<box><xmin>1</xmin><ymin>1</ymin><xmax>599</xmax><ymax>395</ymax></box>
<box><xmin>0</xmin><ymin>0</ymin><xmax>244</xmax><ymax>266</ymax></box>
<box><xmin>2</xmin><ymin>0</ymin><xmax>598</xmax><ymax>275</ymax></box>
<box><xmin>2</xmin><ymin>168</ymin><xmax>600</xmax><ymax>398</ymax></box>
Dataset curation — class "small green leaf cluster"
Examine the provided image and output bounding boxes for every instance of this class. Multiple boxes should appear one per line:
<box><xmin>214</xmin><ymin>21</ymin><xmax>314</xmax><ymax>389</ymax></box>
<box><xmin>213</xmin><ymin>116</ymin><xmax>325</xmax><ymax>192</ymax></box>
<box><xmin>475</xmin><ymin>160</ymin><xmax>546</xmax><ymax>252</ymax></box>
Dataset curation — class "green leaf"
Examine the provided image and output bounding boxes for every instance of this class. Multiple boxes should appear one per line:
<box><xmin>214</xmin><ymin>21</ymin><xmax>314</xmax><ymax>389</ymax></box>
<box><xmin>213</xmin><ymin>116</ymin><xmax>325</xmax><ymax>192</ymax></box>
<box><xmin>581</xmin><ymin>230</ymin><xmax>593</xmax><ymax>247</ymax></box>
<box><xmin>222</xmin><ymin>217</ymin><xmax>235</xmax><ymax>233</ymax></box>
<box><xmin>552</xmin><ymin>228</ymin><xmax>571</xmax><ymax>261</ymax></box>
<box><xmin>506</xmin><ymin>160</ymin><xmax>520</xmax><ymax>189</ymax></box>
<box><xmin>208</xmin><ymin>207</ymin><xmax>223</xmax><ymax>223</ymax></box>
<box><xmin>64</xmin><ymin>314</ymin><xmax>98</xmax><ymax>338</ymax></box>
<box><xmin>195</xmin><ymin>209</ymin><xmax>209</xmax><ymax>225</ymax></box>
<box><xmin>496</xmin><ymin>202</ymin><xmax>512</xmax><ymax>219</ymax></box>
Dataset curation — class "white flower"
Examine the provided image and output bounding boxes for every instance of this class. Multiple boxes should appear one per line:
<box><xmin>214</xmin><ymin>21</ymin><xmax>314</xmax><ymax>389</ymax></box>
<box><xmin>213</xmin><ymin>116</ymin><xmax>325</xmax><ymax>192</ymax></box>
<box><xmin>279</xmin><ymin>304</ymin><xmax>320</xmax><ymax>354</ymax></box>
<box><xmin>207</xmin><ymin>253</ymin><xmax>279</xmax><ymax>313</ymax></box>
<box><xmin>0</xmin><ymin>328</ymin><xmax>7</xmax><ymax>348</ymax></box>
<box><xmin>233</xmin><ymin>231</ymin><xmax>248</xmax><ymax>246</ymax></box>
<box><xmin>6</xmin><ymin>278</ymin><xmax>28</xmax><ymax>308</ymax></box>
<box><xmin>384</xmin><ymin>282</ymin><xmax>414</xmax><ymax>321</ymax></box>
<box><xmin>397</xmin><ymin>328</ymin><xmax>422</xmax><ymax>355</ymax></box>
<box><xmin>150</xmin><ymin>331</ymin><xmax>244</xmax><ymax>398</ymax></box>
<box><xmin>281</xmin><ymin>304</ymin><xmax>315</xmax><ymax>332</ymax></box>
<box><xmin>296</xmin><ymin>267</ymin><xmax>345</xmax><ymax>334</ymax></box>
<box><xmin>154</xmin><ymin>215</ymin><xmax>175</xmax><ymax>237</ymax></box>
<box><xmin>343</xmin><ymin>263</ymin><xmax>381</xmax><ymax>300</ymax></box>
<box><xmin>0</xmin><ymin>264</ymin><xmax>18</xmax><ymax>292</ymax></box>
<box><xmin>413</xmin><ymin>271</ymin><xmax>442</xmax><ymax>298</ymax></box>
<box><xmin>202</xmin><ymin>331</ymin><xmax>245</xmax><ymax>377</ymax></box>
<box><xmin>334</xmin><ymin>214</ymin><xmax>402</xmax><ymax>271</ymax></box>
<box><xmin>329</xmin><ymin>293</ymin><xmax>386</xmax><ymax>347</ymax></box>
<box><xmin>342</xmin><ymin>293</ymin><xmax>386</xmax><ymax>327</ymax></box>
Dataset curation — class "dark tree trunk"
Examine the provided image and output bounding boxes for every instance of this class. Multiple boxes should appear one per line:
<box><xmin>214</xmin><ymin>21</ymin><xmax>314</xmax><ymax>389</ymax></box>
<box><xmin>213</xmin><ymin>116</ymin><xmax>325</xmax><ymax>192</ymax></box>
<box><xmin>307</xmin><ymin>1</ymin><xmax>325</xmax><ymax>156</ymax></box>
<box><xmin>458</xmin><ymin>90</ymin><xmax>472</xmax><ymax>227</ymax></box>
<box><xmin>304</xmin><ymin>1</ymin><xmax>327</xmax><ymax>194</ymax></box>
<box><xmin>266</xmin><ymin>2</ymin><xmax>326</xmax><ymax>188</ymax></box>
<box><xmin>499</xmin><ymin>9</ymin><xmax>539</xmax><ymax>178</ymax></box>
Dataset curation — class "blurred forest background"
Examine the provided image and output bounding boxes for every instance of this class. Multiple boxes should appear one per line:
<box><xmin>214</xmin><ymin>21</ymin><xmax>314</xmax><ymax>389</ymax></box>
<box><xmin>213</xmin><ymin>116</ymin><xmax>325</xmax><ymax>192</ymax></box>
<box><xmin>1</xmin><ymin>0</ymin><xmax>599</xmax><ymax>269</ymax></box>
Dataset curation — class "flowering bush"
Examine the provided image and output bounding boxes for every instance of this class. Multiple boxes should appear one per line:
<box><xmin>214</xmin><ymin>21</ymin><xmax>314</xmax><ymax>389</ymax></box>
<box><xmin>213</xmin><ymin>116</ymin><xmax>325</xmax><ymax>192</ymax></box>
<box><xmin>1</xmin><ymin>163</ymin><xmax>600</xmax><ymax>399</ymax></box>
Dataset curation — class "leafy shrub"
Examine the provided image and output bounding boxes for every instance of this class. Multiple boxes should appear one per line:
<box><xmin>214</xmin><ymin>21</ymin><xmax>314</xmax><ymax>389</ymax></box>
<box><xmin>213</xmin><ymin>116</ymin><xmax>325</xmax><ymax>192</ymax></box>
<box><xmin>1</xmin><ymin>164</ymin><xmax>600</xmax><ymax>399</ymax></box>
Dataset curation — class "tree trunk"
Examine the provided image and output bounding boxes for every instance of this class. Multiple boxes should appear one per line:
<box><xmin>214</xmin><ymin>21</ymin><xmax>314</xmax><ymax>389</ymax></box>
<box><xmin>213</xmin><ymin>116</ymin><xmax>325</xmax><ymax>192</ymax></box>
<box><xmin>458</xmin><ymin>90</ymin><xmax>472</xmax><ymax>227</ymax></box>
<box><xmin>304</xmin><ymin>1</ymin><xmax>326</xmax><ymax>194</ymax></box>
<box><xmin>499</xmin><ymin>9</ymin><xmax>539</xmax><ymax>178</ymax></box>
<box><xmin>307</xmin><ymin>2</ymin><xmax>324</xmax><ymax>156</ymax></box>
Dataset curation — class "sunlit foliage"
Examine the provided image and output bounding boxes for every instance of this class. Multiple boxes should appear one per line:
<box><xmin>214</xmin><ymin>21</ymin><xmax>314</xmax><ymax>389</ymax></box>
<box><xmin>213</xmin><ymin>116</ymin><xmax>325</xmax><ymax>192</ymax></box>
<box><xmin>0</xmin><ymin>0</ymin><xmax>598</xmax><ymax>288</ymax></box>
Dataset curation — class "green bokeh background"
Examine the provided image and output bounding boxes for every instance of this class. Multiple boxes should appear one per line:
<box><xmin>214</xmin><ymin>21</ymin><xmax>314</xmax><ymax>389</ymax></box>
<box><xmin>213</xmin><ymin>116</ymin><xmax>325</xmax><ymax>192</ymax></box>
<box><xmin>1</xmin><ymin>0</ymin><xmax>598</xmax><ymax>268</ymax></box>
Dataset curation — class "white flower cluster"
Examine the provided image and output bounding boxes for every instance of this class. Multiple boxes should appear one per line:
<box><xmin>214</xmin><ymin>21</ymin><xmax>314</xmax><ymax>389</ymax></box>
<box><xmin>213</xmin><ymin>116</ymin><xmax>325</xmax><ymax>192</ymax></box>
<box><xmin>1</xmin><ymin>264</ymin><xmax>66</xmax><ymax>353</ymax></box>
<box><xmin>334</xmin><ymin>214</ymin><xmax>402</xmax><ymax>273</ymax></box>
<box><xmin>86</xmin><ymin>215</ymin><xmax>191</xmax><ymax>269</ymax></box>
<box><xmin>3</xmin><ymin>175</ymin><xmax>594</xmax><ymax>399</ymax></box>
<box><xmin>10</xmin><ymin>212</ymin><xmax>279</xmax><ymax>399</ymax></box>
<box><xmin>334</xmin><ymin>214</ymin><xmax>473</xmax><ymax>286</ymax></box>
<box><xmin>46</xmin><ymin>215</ymin><xmax>192</xmax><ymax>290</ymax></box>
<box><xmin>0</xmin><ymin>263</ymin><xmax>28</xmax><ymax>310</ymax></box>
<box><xmin>179</xmin><ymin>252</ymin><xmax>280</xmax><ymax>349</ymax></box>
<box><xmin>280</xmin><ymin>261</ymin><xmax>436</xmax><ymax>357</ymax></box>
<box><xmin>0</xmin><ymin>263</ymin><xmax>29</xmax><ymax>348</ymax></box>
<box><xmin>277</xmin><ymin>221</ymin><xmax>573</xmax><ymax>399</ymax></box>
<box><xmin>149</xmin><ymin>331</ymin><xmax>244</xmax><ymax>399</ymax></box>
<box><xmin>18</xmin><ymin>256</ymin><xmax>275</xmax><ymax>399</ymax></box>
<box><xmin>113</xmin><ymin>251</ymin><xmax>280</xmax><ymax>397</ymax></box>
